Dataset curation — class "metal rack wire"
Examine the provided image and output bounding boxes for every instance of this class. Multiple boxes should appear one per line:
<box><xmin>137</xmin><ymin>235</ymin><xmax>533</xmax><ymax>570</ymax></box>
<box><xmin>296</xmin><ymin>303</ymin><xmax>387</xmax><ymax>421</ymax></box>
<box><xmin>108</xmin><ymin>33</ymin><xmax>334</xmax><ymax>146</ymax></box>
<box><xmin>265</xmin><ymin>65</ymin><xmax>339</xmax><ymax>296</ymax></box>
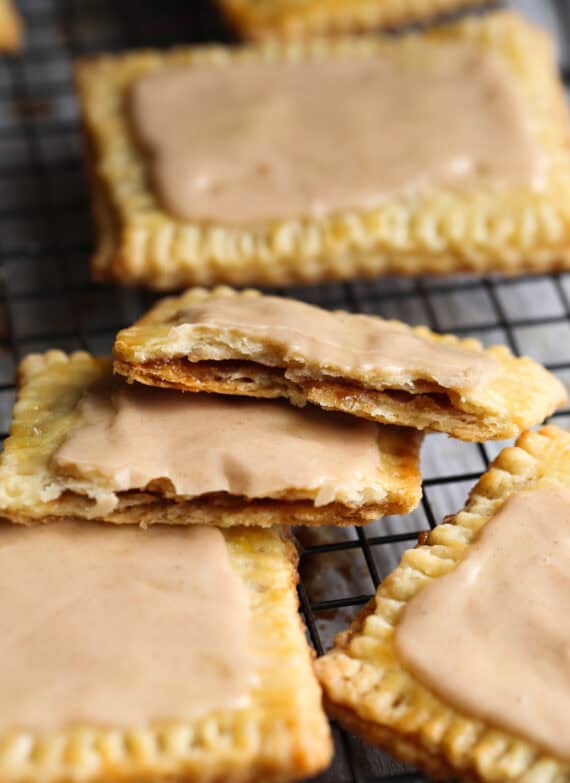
<box><xmin>0</xmin><ymin>1</ymin><xmax>569</xmax><ymax>781</ymax></box>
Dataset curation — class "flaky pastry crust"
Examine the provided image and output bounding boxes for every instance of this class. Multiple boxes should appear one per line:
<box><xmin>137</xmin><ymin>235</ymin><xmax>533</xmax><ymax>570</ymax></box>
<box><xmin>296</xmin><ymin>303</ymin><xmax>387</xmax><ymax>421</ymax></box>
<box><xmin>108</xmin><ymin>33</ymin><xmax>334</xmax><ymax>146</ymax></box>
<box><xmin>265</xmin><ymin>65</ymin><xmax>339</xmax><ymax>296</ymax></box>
<box><xmin>316</xmin><ymin>425</ymin><xmax>570</xmax><ymax>783</ymax></box>
<box><xmin>75</xmin><ymin>11</ymin><xmax>570</xmax><ymax>289</ymax></box>
<box><xmin>0</xmin><ymin>351</ymin><xmax>422</xmax><ymax>526</ymax></box>
<box><xmin>113</xmin><ymin>287</ymin><xmax>567</xmax><ymax>442</ymax></box>
<box><xmin>217</xmin><ymin>0</ymin><xmax>498</xmax><ymax>41</ymax></box>
<box><xmin>0</xmin><ymin>523</ymin><xmax>333</xmax><ymax>783</ymax></box>
<box><xmin>0</xmin><ymin>0</ymin><xmax>21</xmax><ymax>52</ymax></box>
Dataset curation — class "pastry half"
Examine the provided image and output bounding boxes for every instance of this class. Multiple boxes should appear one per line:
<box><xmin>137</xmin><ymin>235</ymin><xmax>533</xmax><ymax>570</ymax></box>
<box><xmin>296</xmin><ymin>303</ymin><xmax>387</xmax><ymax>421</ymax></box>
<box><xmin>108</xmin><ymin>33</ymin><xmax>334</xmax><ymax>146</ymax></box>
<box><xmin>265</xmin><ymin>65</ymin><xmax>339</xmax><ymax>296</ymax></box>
<box><xmin>217</xmin><ymin>0</ymin><xmax>499</xmax><ymax>40</ymax></box>
<box><xmin>316</xmin><ymin>425</ymin><xmax>570</xmax><ymax>782</ymax></box>
<box><xmin>0</xmin><ymin>520</ymin><xmax>332</xmax><ymax>783</ymax></box>
<box><xmin>0</xmin><ymin>350</ymin><xmax>422</xmax><ymax>526</ymax></box>
<box><xmin>113</xmin><ymin>287</ymin><xmax>567</xmax><ymax>442</ymax></box>
<box><xmin>0</xmin><ymin>0</ymin><xmax>21</xmax><ymax>52</ymax></box>
<box><xmin>75</xmin><ymin>11</ymin><xmax>570</xmax><ymax>289</ymax></box>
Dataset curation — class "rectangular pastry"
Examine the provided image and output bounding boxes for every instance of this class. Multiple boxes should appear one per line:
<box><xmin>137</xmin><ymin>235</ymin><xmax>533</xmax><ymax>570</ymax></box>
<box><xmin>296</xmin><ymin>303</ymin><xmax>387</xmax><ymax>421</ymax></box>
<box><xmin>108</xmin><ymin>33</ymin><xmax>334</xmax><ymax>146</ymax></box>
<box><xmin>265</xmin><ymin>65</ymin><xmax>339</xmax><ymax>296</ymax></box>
<box><xmin>0</xmin><ymin>519</ymin><xmax>332</xmax><ymax>783</ymax></box>
<box><xmin>0</xmin><ymin>350</ymin><xmax>422</xmax><ymax>526</ymax></box>
<box><xmin>0</xmin><ymin>0</ymin><xmax>21</xmax><ymax>52</ymax></box>
<box><xmin>113</xmin><ymin>287</ymin><xmax>567</xmax><ymax>442</ymax></box>
<box><xmin>217</xmin><ymin>0</ymin><xmax>498</xmax><ymax>40</ymax></box>
<box><xmin>316</xmin><ymin>425</ymin><xmax>570</xmax><ymax>782</ymax></box>
<box><xmin>75</xmin><ymin>11</ymin><xmax>570</xmax><ymax>289</ymax></box>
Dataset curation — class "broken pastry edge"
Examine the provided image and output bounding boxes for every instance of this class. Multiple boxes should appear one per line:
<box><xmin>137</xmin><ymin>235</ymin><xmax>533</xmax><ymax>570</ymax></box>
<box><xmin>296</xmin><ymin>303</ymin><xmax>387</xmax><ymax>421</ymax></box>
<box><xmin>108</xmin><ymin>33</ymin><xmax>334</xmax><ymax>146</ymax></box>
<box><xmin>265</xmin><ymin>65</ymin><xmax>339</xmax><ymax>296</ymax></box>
<box><xmin>0</xmin><ymin>351</ymin><xmax>423</xmax><ymax>527</ymax></box>
<box><xmin>113</xmin><ymin>354</ymin><xmax>565</xmax><ymax>443</ymax></box>
<box><xmin>76</xmin><ymin>11</ymin><xmax>570</xmax><ymax>289</ymax></box>
<box><xmin>315</xmin><ymin>425</ymin><xmax>570</xmax><ymax>783</ymax></box>
<box><xmin>112</xmin><ymin>286</ymin><xmax>567</xmax><ymax>442</ymax></box>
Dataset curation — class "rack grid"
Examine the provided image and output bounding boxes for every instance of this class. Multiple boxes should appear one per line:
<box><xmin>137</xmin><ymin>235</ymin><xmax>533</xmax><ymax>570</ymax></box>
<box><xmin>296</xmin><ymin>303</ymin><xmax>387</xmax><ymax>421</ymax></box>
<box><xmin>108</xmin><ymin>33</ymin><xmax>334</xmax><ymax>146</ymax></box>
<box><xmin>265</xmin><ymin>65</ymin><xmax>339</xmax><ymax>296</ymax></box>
<box><xmin>1</xmin><ymin>1</ymin><xmax>569</xmax><ymax>781</ymax></box>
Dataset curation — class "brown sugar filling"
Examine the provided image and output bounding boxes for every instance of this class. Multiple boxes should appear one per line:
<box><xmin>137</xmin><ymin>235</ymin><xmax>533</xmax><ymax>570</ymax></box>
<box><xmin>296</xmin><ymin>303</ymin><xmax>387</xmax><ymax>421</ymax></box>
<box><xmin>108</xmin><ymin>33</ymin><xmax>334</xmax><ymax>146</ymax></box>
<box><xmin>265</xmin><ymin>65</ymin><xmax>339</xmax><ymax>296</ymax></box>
<box><xmin>129</xmin><ymin>358</ymin><xmax>457</xmax><ymax>410</ymax></box>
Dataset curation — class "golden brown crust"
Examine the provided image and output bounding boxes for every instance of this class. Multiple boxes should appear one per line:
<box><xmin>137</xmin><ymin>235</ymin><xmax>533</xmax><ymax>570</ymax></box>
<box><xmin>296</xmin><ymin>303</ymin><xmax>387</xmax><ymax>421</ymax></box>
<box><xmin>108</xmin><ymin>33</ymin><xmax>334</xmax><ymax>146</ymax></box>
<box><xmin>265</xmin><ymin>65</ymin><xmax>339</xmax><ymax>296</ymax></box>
<box><xmin>323</xmin><ymin>701</ymin><xmax>464</xmax><ymax>781</ymax></box>
<box><xmin>113</xmin><ymin>287</ymin><xmax>567</xmax><ymax>442</ymax></box>
<box><xmin>0</xmin><ymin>0</ymin><xmax>22</xmax><ymax>53</ymax></box>
<box><xmin>75</xmin><ymin>11</ymin><xmax>570</xmax><ymax>289</ymax></box>
<box><xmin>316</xmin><ymin>425</ymin><xmax>570</xmax><ymax>783</ymax></box>
<box><xmin>217</xmin><ymin>0</ymin><xmax>499</xmax><ymax>41</ymax></box>
<box><xmin>0</xmin><ymin>350</ymin><xmax>423</xmax><ymax>527</ymax></box>
<box><xmin>0</xmin><ymin>523</ymin><xmax>333</xmax><ymax>783</ymax></box>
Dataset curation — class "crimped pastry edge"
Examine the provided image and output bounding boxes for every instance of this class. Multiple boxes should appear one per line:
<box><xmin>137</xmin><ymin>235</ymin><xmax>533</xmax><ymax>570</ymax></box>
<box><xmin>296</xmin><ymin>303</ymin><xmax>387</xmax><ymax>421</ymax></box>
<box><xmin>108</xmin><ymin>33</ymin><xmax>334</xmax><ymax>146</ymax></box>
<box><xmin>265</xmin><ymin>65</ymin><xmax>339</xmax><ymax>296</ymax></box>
<box><xmin>316</xmin><ymin>425</ymin><xmax>570</xmax><ymax>783</ymax></box>
<box><xmin>75</xmin><ymin>11</ymin><xmax>570</xmax><ymax>289</ymax></box>
<box><xmin>113</xmin><ymin>286</ymin><xmax>567</xmax><ymax>442</ymax></box>
<box><xmin>217</xmin><ymin>0</ymin><xmax>499</xmax><ymax>41</ymax></box>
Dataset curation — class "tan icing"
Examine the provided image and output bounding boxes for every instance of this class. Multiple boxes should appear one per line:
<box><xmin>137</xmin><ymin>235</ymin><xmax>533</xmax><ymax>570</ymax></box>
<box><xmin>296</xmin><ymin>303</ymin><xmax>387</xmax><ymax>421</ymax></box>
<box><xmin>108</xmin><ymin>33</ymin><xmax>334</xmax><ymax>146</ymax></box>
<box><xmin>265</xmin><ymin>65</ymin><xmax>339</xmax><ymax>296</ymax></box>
<box><xmin>131</xmin><ymin>45</ymin><xmax>545</xmax><ymax>223</ymax></box>
<box><xmin>0</xmin><ymin>521</ymin><xmax>254</xmax><ymax>732</ymax></box>
<box><xmin>395</xmin><ymin>487</ymin><xmax>570</xmax><ymax>760</ymax></box>
<box><xmin>172</xmin><ymin>296</ymin><xmax>498</xmax><ymax>391</ymax></box>
<box><xmin>53</xmin><ymin>381</ymin><xmax>380</xmax><ymax>506</ymax></box>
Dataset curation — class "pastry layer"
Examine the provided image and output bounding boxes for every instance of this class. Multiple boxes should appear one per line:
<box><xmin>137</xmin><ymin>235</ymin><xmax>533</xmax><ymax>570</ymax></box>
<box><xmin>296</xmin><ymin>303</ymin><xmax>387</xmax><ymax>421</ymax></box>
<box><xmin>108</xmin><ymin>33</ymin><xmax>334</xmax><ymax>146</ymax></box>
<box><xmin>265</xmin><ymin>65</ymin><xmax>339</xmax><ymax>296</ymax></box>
<box><xmin>0</xmin><ymin>351</ymin><xmax>422</xmax><ymax>526</ymax></box>
<box><xmin>316</xmin><ymin>425</ymin><xmax>570</xmax><ymax>783</ymax></box>
<box><xmin>75</xmin><ymin>11</ymin><xmax>570</xmax><ymax>289</ymax></box>
<box><xmin>0</xmin><ymin>0</ymin><xmax>22</xmax><ymax>52</ymax></box>
<box><xmin>113</xmin><ymin>287</ymin><xmax>567</xmax><ymax>442</ymax></box>
<box><xmin>217</xmin><ymin>0</ymin><xmax>499</xmax><ymax>40</ymax></box>
<box><xmin>0</xmin><ymin>521</ymin><xmax>333</xmax><ymax>783</ymax></box>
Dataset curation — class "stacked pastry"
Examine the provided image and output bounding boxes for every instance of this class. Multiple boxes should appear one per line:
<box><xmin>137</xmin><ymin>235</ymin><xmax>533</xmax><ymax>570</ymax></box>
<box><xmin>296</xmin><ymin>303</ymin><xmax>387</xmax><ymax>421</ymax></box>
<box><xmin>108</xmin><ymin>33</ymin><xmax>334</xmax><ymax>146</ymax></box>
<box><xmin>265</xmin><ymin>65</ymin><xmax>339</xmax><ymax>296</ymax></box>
<box><xmin>1</xmin><ymin>5</ymin><xmax>570</xmax><ymax>783</ymax></box>
<box><xmin>0</xmin><ymin>286</ymin><xmax>565</xmax><ymax>783</ymax></box>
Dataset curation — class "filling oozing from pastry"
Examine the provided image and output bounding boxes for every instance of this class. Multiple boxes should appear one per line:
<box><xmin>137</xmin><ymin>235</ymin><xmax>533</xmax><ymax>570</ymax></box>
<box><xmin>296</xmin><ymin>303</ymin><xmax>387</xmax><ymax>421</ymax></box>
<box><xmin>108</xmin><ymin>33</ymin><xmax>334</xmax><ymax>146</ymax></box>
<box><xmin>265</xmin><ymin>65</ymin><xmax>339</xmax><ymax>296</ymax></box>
<box><xmin>395</xmin><ymin>487</ymin><xmax>570</xmax><ymax>760</ymax></box>
<box><xmin>162</xmin><ymin>295</ymin><xmax>499</xmax><ymax>394</ymax></box>
<box><xmin>52</xmin><ymin>380</ymin><xmax>382</xmax><ymax>508</ymax></box>
<box><xmin>130</xmin><ymin>43</ymin><xmax>545</xmax><ymax>223</ymax></box>
<box><xmin>0</xmin><ymin>521</ymin><xmax>254</xmax><ymax>732</ymax></box>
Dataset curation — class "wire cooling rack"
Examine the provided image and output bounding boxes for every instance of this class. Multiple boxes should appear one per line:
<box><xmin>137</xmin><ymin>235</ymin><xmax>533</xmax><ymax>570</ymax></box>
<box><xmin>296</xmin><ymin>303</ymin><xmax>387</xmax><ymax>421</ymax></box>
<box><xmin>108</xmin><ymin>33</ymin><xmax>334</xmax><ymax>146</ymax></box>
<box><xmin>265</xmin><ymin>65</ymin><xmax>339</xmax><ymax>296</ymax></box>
<box><xmin>1</xmin><ymin>1</ymin><xmax>570</xmax><ymax>781</ymax></box>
